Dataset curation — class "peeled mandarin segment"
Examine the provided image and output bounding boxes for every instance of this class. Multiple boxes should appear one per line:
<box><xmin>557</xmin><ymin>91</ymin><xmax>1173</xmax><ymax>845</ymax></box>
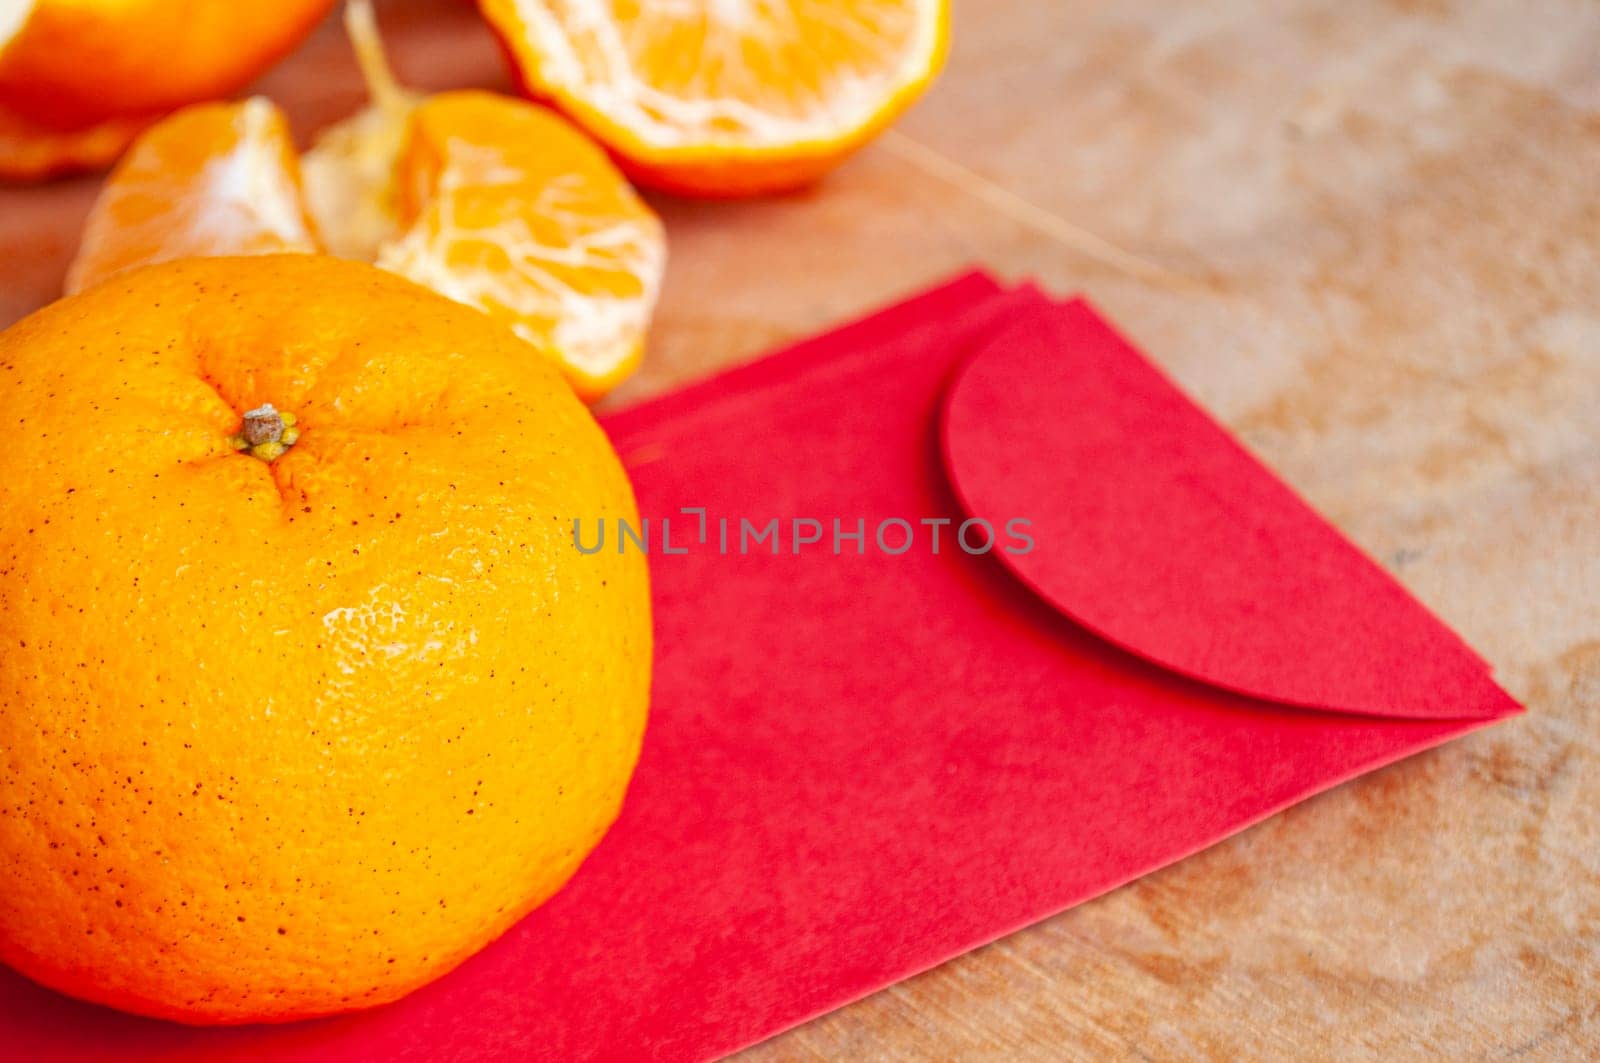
<box><xmin>373</xmin><ymin>91</ymin><xmax>665</xmax><ymax>401</ymax></box>
<box><xmin>303</xmin><ymin>3</ymin><xmax>665</xmax><ymax>401</ymax></box>
<box><xmin>476</xmin><ymin>0</ymin><xmax>951</xmax><ymax>196</ymax></box>
<box><xmin>0</xmin><ymin>0</ymin><xmax>335</xmax><ymax>133</ymax></box>
<box><xmin>66</xmin><ymin>98</ymin><xmax>320</xmax><ymax>295</ymax></box>
<box><xmin>299</xmin><ymin>98</ymin><xmax>418</xmax><ymax>261</ymax></box>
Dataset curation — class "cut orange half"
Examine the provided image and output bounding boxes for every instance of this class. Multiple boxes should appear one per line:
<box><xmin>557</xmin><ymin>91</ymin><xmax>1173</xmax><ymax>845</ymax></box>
<box><xmin>0</xmin><ymin>0</ymin><xmax>335</xmax><ymax>180</ymax></box>
<box><xmin>66</xmin><ymin>99</ymin><xmax>319</xmax><ymax>294</ymax></box>
<box><xmin>68</xmin><ymin>2</ymin><xmax>665</xmax><ymax>403</ymax></box>
<box><xmin>477</xmin><ymin>0</ymin><xmax>951</xmax><ymax>197</ymax></box>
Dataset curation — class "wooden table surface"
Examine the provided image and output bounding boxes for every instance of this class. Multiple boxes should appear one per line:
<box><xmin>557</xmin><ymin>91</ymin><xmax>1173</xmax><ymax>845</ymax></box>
<box><xmin>3</xmin><ymin>1</ymin><xmax>1597</xmax><ymax>1058</ymax></box>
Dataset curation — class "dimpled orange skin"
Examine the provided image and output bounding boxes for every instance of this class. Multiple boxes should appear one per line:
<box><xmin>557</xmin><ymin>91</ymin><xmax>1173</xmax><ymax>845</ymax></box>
<box><xmin>0</xmin><ymin>255</ymin><xmax>651</xmax><ymax>1023</ymax></box>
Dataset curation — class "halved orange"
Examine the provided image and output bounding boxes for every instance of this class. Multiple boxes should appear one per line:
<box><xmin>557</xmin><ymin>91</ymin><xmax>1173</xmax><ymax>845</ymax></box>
<box><xmin>0</xmin><ymin>0</ymin><xmax>336</xmax><ymax>180</ymax></box>
<box><xmin>477</xmin><ymin>0</ymin><xmax>951</xmax><ymax>197</ymax></box>
<box><xmin>68</xmin><ymin>2</ymin><xmax>665</xmax><ymax>403</ymax></box>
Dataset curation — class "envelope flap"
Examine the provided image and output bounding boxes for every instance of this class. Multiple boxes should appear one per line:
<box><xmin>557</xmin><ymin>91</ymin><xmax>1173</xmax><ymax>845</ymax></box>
<box><xmin>940</xmin><ymin>300</ymin><xmax>1518</xmax><ymax>721</ymax></box>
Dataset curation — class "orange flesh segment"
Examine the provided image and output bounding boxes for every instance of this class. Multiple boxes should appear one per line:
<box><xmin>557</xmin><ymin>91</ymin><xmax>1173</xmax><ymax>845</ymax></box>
<box><xmin>299</xmin><ymin>0</ymin><xmax>421</xmax><ymax>261</ymax></box>
<box><xmin>377</xmin><ymin>92</ymin><xmax>664</xmax><ymax>400</ymax></box>
<box><xmin>66</xmin><ymin>98</ymin><xmax>319</xmax><ymax>295</ymax></box>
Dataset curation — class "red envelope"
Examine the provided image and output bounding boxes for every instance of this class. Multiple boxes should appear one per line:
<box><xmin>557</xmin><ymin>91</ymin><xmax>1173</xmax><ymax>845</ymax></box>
<box><xmin>0</xmin><ymin>272</ymin><xmax>1519</xmax><ymax>1061</ymax></box>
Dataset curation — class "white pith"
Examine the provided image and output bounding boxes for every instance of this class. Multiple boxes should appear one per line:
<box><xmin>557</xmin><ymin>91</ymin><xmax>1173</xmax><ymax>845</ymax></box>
<box><xmin>301</xmin><ymin>97</ymin><xmax>416</xmax><ymax>261</ymax></box>
<box><xmin>195</xmin><ymin>98</ymin><xmax>318</xmax><ymax>249</ymax></box>
<box><xmin>303</xmin><ymin>0</ymin><xmax>664</xmax><ymax>381</ymax></box>
<box><xmin>69</xmin><ymin>0</ymin><xmax>665</xmax><ymax>389</ymax></box>
<box><xmin>0</xmin><ymin>0</ymin><xmax>35</xmax><ymax>55</ymax></box>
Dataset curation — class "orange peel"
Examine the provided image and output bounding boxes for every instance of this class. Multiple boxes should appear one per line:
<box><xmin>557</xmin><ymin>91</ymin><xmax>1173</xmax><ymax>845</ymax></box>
<box><xmin>0</xmin><ymin>0</ymin><xmax>335</xmax><ymax>180</ymax></box>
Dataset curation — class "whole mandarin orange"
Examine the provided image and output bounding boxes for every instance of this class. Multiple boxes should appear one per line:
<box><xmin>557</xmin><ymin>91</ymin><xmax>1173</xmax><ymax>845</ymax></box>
<box><xmin>0</xmin><ymin>255</ymin><xmax>651</xmax><ymax>1023</ymax></box>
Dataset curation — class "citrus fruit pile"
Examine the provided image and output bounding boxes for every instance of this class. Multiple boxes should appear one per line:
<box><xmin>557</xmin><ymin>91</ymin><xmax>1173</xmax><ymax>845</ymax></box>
<box><xmin>0</xmin><ymin>255</ymin><xmax>652</xmax><ymax>1023</ymax></box>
